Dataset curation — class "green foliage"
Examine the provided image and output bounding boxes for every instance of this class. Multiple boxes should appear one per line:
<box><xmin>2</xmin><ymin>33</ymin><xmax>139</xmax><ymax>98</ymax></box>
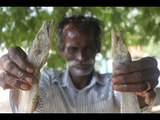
<box><xmin>0</xmin><ymin>7</ymin><xmax>160</xmax><ymax>69</ymax></box>
<box><xmin>145</xmin><ymin>39</ymin><xmax>160</xmax><ymax>57</ymax></box>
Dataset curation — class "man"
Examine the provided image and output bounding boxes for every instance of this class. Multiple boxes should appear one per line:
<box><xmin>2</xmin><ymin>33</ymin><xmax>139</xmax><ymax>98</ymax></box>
<box><xmin>0</xmin><ymin>15</ymin><xmax>159</xmax><ymax>113</ymax></box>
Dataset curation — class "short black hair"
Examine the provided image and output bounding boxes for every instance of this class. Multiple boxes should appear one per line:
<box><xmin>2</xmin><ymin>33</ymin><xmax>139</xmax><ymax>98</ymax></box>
<box><xmin>57</xmin><ymin>15</ymin><xmax>103</xmax><ymax>52</ymax></box>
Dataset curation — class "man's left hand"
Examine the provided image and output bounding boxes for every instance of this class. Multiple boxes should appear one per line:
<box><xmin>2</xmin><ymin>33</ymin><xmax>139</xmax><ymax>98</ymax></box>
<box><xmin>112</xmin><ymin>57</ymin><xmax>160</xmax><ymax>105</ymax></box>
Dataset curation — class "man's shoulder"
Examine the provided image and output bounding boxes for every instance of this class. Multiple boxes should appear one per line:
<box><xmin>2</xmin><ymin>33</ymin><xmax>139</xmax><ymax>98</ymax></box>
<box><xmin>96</xmin><ymin>72</ymin><xmax>112</xmax><ymax>79</ymax></box>
<box><xmin>94</xmin><ymin>72</ymin><xmax>112</xmax><ymax>85</ymax></box>
<box><xmin>41</xmin><ymin>69</ymin><xmax>64</xmax><ymax>78</ymax></box>
<box><xmin>40</xmin><ymin>69</ymin><xmax>64</xmax><ymax>85</ymax></box>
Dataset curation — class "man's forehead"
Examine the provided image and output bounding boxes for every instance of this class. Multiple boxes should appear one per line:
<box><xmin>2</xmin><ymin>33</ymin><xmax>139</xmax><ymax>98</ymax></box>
<box><xmin>63</xmin><ymin>23</ymin><xmax>78</xmax><ymax>32</ymax></box>
<box><xmin>62</xmin><ymin>23</ymin><xmax>93</xmax><ymax>35</ymax></box>
<box><xmin>62</xmin><ymin>24</ymin><xmax>79</xmax><ymax>38</ymax></box>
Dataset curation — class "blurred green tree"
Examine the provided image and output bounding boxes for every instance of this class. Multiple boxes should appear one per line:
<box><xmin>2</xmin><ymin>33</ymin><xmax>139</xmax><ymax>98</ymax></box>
<box><xmin>0</xmin><ymin>7</ymin><xmax>160</xmax><ymax>69</ymax></box>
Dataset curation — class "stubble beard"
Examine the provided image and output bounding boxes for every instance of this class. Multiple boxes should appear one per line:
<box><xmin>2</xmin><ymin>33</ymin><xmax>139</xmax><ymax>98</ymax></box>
<box><xmin>67</xmin><ymin>58</ymin><xmax>95</xmax><ymax>76</ymax></box>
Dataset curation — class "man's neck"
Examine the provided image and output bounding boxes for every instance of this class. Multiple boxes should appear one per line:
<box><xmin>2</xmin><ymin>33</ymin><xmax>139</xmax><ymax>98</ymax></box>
<box><xmin>69</xmin><ymin>71</ymin><xmax>93</xmax><ymax>90</ymax></box>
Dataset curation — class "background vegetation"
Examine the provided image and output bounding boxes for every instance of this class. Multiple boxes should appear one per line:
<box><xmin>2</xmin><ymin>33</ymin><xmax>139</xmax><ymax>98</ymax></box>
<box><xmin>0</xmin><ymin>7</ymin><xmax>160</xmax><ymax>70</ymax></box>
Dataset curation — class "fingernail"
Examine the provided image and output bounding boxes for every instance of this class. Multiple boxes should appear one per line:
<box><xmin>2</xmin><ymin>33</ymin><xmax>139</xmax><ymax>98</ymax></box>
<box><xmin>26</xmin><ymin>77</ymin><xmax>32</xmax><ymax>85</ymax></box>
<box><xmin>115</xmin><ymin>70</ymin><xmax>121</xmax><ymax>74</ymax></box>
<box><xmin>21</xmin><ymin>84</ymin><xmax>28</xmax><ymax>90</ymax></box>
<box><xmin>147</xmin><ymin>98</ymin><xmax>154</xmax><ymax>105</ymax></box>
<box><xmin>113</xmin><ymin>84</ymin><xmax>121</xmax><ymax>91</ymax></box>
<box><xmin>112</xmin><ymin>77</ymin><xmax>118</xmax><ymax>83</ymax></box>
<box><xmin>26</xmin><ymin>67</ymin><xmax>33</xmax><ymax>73</ymax></box>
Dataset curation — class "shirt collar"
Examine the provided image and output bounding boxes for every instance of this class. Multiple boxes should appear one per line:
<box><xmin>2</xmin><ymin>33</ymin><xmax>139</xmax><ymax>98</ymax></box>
<box><xmin>60</xmin><ymin>68</ymin><xmax>111</xmax><ymax>89</ymax></box>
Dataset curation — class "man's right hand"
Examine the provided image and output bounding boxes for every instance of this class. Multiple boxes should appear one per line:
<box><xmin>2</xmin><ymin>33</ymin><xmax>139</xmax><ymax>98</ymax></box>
<box><xmin>0</xmin><ymin>46</ymin><xmax>35</xmax><ymax>90</ymax></box>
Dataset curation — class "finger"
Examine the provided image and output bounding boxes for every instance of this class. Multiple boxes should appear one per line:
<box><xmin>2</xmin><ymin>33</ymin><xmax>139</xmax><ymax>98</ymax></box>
<box><xmin>136</xmin><ymin>92</ymin><xmax>146</xmax><ymax>97</ymax></box>
<box><xmin>0</xmin><ymin>79</ymin><xmax>13</xmax><ymax>89</ymax></box>
<box><xmin>115</xmin><ymin>57</ymin><xmax>158</xmax><ymax>75</ymax></box>
<box><xmin>0</xmin><ymin>54</ymin><xmax>10</xmax><ymax>69</ymax></box>
<box><xmin>6</xmin><ymin>80</ymin><xmax>31</xmax><ymax>91</ymax></box>
<box><xmin>112</xmin><ymin>68</ymin><xmax>159</xmax><ymax>84</ymax></box>
<box><xmin>147</xmin><ymin>79</ymin><xmax>159</xmax><ymax>89</ymax></box>
<box><xmin>3</xmin><ymin>57</ymin><xmax>33</xmax><ymax>84</ymax></box>
<box><xmin>8</xmin><ymin>46</ymin><xmax>34</xmax><ymax>73</ymax></box>
<box><xmin>113</xmin><ymin>81</ymin><xmax>149</xmax><ymax>92</ymax></box>
<box><xmin>0</xmin><ymin>70</ymin><xmax>31</xmax><ymax>90</ymax></box>
<box><xmin>144</xmin><ymin>89</ymin><xmax>156</xmax><ymax>105</ymax></box>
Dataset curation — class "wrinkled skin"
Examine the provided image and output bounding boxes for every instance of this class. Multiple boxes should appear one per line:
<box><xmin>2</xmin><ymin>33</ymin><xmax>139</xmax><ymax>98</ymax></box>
<box><xmin>0</xmin><ymin>24</ymin><xmax>159</xmax><ymax>108</ymax></box>
<box><xmin>112</xmin><ymin>57</ymin><xmax>160</xmax><ymax>106</ymax></box>
<box><xmin>60</xmin><ymin>24</ymin><xmax>98</xmax><ymax>89</ymax></box>
<box><xmin>0</xmin><ymin>46</ymin><xmax>35</xmax><ymax>90</ymax></box>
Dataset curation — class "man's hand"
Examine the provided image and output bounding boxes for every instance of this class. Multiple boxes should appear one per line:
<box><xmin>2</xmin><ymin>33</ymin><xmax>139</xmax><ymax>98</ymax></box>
<box><xmin>0</xmin><ymin>46</ymin><xmax>35</xmax><ymax>90</ymax></box>
<box><xmin>112</xmin><ymin>57</ymin><xmax>160</xmax><ymax>106</ymax></box>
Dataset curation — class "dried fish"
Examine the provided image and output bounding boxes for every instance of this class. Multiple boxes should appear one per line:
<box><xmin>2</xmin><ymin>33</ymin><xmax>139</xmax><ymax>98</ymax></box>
<box><xmin>111</xmin><ymin>29</ymin><xmax>141</xmax><ymax>113</ymax></box>
<box><xmin>17</xmin><ymin>20</ymin><xmax>54</xmax><ymax>112</ymax></box>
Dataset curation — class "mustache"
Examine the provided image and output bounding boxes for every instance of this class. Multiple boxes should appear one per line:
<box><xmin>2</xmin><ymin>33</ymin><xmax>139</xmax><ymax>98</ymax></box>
<box><xmin>67</xmin><ymin>58</ymin><xmax>95</xmax><ymax>67</ymax></box>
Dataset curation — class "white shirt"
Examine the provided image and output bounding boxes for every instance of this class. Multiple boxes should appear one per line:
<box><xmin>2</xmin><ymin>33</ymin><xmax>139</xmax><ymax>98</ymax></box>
<box><xmin>33</xmin><ymin>69</ymin><xmax>121</xmax><ymax>113</ymax></box>
<box><xmin>11</xmin><ymin>69</ymin><xmax>149</xmax><ymax>113</ymax></box>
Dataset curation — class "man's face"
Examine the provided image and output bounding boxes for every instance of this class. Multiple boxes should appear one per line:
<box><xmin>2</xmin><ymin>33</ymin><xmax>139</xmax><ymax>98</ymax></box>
<box><xmin>61</xmin><ymin>24</ymin><xmax>98</xmax><ymax>76</ymax></box>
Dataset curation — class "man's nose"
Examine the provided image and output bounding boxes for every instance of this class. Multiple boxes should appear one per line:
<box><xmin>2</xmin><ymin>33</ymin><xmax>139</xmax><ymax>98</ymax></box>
<box><xmin>76</xmin><ymin>51</ymin><xmax>86</xmax><ymax>62</ymax></box>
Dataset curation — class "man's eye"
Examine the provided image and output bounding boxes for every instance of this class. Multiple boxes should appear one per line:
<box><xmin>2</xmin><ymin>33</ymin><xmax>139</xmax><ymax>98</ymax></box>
<box><xmin>86</xmin><ymin>47</ymin><xmax>94</xmax><ymax>52</ymax></box>
<box><xmin>67</xmin><ymin>48</ymin><xmax>77</xmax><ymax>53</ymax></box>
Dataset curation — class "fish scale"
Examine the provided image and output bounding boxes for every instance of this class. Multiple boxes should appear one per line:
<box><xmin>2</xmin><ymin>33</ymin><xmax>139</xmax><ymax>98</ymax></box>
<box><xmin>17</xmin><ymin>20</ymin><xmax>54</xmax><ymax>113</ymax></box>
<box><xmin>111</xmin><ymin>29</ymin><xmax>141</xmax><ymax>113</ymax></box>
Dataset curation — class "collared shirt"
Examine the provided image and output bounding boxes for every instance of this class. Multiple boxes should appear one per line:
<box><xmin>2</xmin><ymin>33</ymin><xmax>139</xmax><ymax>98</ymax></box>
<box><xmin>33</xmin><ymin>69</ymin><xmax>121</xmax><ymax>113</ymax></box>
<box><xmin>9</xmin><ymin>69</ymin><xmax>149</xmax><ymax>113</ymax></box>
